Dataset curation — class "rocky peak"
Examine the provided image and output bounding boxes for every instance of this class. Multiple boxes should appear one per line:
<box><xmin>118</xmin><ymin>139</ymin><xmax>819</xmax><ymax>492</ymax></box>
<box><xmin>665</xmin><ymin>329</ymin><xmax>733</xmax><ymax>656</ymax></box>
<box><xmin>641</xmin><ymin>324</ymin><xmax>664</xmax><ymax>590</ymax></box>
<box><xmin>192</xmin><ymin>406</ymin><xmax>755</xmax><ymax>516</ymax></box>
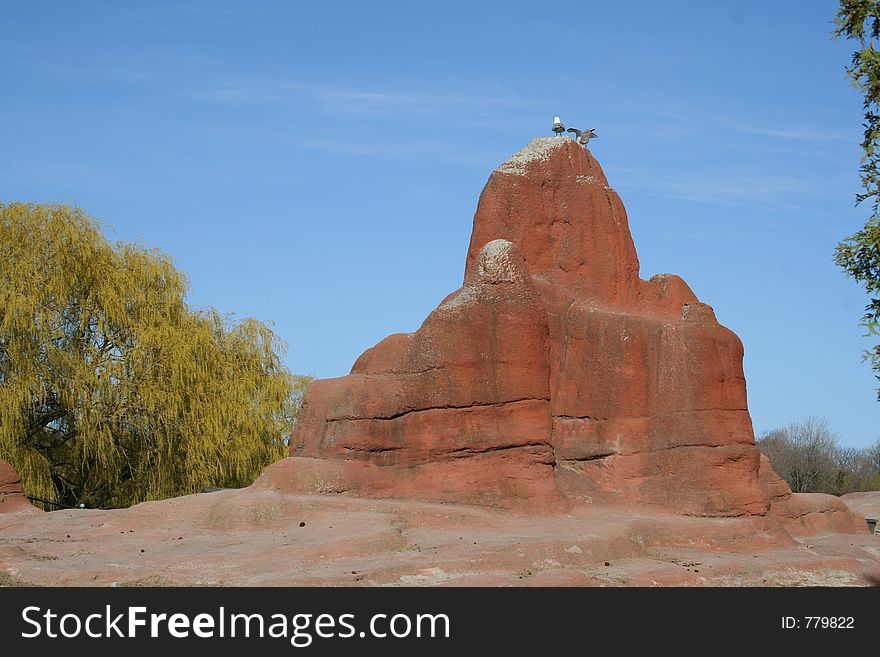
<box><xmin>465</xmin><ymin>137</ymin><xmax>641</xmax><ymax>306</ymax></box>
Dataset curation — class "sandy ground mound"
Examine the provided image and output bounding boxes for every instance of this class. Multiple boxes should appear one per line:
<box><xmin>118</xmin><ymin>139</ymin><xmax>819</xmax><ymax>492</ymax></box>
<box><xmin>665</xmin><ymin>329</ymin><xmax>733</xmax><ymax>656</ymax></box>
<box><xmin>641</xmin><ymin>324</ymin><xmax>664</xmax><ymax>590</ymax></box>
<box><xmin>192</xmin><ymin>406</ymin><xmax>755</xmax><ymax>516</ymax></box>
<box><xmin>842</xmin><ymin>492</ymin><xmax>880</xmax><ymax>525</ymax></box>
<box><xmin>2</xmin><ymin>487</ymin><xmax>878</xmax><ymax>587</ymax></box>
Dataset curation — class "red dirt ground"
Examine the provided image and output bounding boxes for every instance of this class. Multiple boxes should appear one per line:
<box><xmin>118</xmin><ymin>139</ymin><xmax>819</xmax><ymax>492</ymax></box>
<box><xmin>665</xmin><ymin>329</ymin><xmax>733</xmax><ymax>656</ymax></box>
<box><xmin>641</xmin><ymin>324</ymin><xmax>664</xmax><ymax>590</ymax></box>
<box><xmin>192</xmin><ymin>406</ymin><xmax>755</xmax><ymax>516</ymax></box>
<box><xmin>2</xmin><ymin>486</ymin><xmax>877</xmax><ymax>587</ymax></box>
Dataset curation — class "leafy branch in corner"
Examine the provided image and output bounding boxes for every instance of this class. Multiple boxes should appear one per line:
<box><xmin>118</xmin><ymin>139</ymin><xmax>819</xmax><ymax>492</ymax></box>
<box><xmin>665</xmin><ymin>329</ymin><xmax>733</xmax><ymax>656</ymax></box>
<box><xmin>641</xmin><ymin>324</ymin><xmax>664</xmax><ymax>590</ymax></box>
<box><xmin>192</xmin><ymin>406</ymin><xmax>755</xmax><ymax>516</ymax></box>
<box><xmin>834</xmin><ymin>0</ymin><xmax>880</xmax><ymax>399</ymax></box>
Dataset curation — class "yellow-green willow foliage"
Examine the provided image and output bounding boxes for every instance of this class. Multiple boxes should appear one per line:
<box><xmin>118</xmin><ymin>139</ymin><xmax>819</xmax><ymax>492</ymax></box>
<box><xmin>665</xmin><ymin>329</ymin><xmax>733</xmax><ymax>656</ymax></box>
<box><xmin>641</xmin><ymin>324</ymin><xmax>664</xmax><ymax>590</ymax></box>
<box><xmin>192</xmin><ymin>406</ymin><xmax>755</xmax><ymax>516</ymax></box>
<box><xmin>0</xmin><ymin>203</ymin><xmax>311</xmax><ymax>508</ymax></box>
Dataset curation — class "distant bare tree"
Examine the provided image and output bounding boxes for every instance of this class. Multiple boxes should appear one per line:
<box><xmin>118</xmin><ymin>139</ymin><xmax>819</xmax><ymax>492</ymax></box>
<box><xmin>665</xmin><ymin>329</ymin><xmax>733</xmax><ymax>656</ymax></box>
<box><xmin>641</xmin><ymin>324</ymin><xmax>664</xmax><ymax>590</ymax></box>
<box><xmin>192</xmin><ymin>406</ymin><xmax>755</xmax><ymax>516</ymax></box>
<box><xmin>756</xmin><ymin>417</ymin><xmax>880</xmax><ymax>495</ymax></box>
<box><xmin>756</xmin><ymin>427</ymin><xmax>794</xmax><ymax>484</ymax></box>
<box><xmin>784</xmin><ymin>417</ymin><xmax>839</xmax><ymax>493</ymax></box>
<box><xmin>867</xmin><ymin>439</ymin><xmax>880</xmax><ymax>474</ymax></box>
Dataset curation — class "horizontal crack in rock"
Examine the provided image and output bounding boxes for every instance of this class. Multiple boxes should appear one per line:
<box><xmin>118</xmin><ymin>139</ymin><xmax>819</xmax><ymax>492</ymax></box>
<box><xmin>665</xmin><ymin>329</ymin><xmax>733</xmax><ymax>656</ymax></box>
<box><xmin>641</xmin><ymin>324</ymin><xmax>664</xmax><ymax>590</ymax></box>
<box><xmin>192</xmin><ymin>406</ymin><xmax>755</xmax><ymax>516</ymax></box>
<box><xmin>327</xmin><ymin>398</ymin><xmax>550</xmax><ymax>423</ymax></box>
<box><xmin>558</xmin><ymin>452</ymin><xmax>617</xmax><ymax>462</ymax></box>
<box><xmin>341</xmin><ymin>446</ymin><xmax>403</xmax><ymax>453</ymax></box>
<box><xmin>445</xmin><ymin>442</ymin><xmax>551</xmax><ymax>457</ymax></box>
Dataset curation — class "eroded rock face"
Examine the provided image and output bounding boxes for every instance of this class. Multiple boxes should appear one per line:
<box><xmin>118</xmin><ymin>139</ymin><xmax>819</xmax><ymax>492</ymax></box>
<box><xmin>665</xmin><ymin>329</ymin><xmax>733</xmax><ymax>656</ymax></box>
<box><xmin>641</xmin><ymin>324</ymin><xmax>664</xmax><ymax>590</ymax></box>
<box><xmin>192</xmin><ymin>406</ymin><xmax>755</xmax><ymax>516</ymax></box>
<box><xmin>275</xmin><ymin>138</ymin><xmax>785</xmax><ymax>516</ymax></box>
<box><xmin>0</xmin><ymin>460</ymin><xmax>39</xmax><ymax>515</ymax></box>
<box><xmin>289</xmin><ymin>238</ymin><xmax>559</xmax><ymax>509</ymax></box>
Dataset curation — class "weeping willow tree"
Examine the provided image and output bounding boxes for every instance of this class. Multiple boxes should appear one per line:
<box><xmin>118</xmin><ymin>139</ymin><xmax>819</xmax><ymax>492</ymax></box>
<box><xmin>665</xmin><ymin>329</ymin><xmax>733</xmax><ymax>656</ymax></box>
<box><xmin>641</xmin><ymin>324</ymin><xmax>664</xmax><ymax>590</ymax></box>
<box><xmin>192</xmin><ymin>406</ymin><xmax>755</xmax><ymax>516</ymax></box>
<box><xmin>0</xmin><ymin>202</ymin><xmax>310</xmax><ymax>509</ymax></box>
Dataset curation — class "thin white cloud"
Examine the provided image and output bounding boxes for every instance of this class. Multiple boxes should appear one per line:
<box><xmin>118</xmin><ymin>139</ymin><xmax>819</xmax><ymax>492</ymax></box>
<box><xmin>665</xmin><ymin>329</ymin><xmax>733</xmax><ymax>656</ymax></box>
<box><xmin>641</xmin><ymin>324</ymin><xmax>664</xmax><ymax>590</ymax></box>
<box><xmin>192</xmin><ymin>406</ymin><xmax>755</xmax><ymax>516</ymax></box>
<box><xmin>616</xmin><ymin>168</ymin><xmax>827</xmax><ymax>209</ymax></box>
<box><xmin>736</xmin><ymin>125</ymin><xmax>853</xmax><ymax>143</ymax></box>
<box><xmin>600</xmin><ymin>99</ymin><xmax>855</xmax><ymax>146</ymax></box>
<box><xmin>310</xmin><ymin>87</ymin><xmax>532</xmax><ymax>115</ymax></box>
<box><xmin>186</xmin><ymin>80</ymin><xmax>291</xmax><ymax>105</ymax></box>
<box><xmin>186</xmin><ymin>79</ymin><xmax>533</xmax><ymax>116</ymax></box>
<box><xmin>300</xmin><ymin>137</ymin><xmax>506</xmax><ymax>164</ymax></box>
<box><xmin>301</xmin><ymin>138</ymin><xmax>453</xmax><ymax>157</ymax></box>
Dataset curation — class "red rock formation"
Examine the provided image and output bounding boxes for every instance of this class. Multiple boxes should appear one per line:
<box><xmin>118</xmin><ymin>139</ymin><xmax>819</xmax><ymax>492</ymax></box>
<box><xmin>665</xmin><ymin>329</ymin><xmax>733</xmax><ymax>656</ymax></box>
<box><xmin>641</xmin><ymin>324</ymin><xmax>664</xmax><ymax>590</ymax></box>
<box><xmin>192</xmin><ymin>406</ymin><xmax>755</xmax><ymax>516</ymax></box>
<box><xmin>270</xmin><ymin>137</ymin><xmax>833</xmax><ymax>518</ymax></box>
<box><xmin>0</xmin><ymin>460</ymin><xmax>40</xmax><ymax>515</ymax></box>
<box><xmin>286</xmin><ymin>237</ymin><xmax>560</xmax><ymax>509</ymax></box>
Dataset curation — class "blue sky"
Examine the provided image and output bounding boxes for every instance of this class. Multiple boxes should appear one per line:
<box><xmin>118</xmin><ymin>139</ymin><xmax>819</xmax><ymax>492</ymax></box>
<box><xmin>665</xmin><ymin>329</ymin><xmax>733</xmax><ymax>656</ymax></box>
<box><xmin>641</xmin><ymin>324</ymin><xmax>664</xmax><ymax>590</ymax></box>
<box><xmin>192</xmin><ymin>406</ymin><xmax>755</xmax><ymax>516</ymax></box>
<box><xmin>3</xmin><ymin>1</ymin><xmax>879</xmax><ymax>448</ymax></box>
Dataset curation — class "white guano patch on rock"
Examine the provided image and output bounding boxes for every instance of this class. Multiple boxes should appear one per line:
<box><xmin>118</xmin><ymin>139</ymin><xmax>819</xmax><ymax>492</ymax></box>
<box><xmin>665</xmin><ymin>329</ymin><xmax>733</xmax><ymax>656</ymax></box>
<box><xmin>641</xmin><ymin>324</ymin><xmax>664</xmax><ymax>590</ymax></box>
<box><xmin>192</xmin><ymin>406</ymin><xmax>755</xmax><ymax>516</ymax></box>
<box><xmin>477</xmin><ymin>239</ymin><xmax>523</xmax><ymax>283</ymax></box>
<box><xmin>438</xmin><ymin>240</ymin><xmax>526</xmax><ymax>313</ymax></box>
<box><xmin>438</xmin><ymin>285</ymin><xmax>478</xmax><ymax>312</ymax></box>
<box><xmin>496</xmin><ymin>137</ymin><xmax>568</xmax><ymax>176</ymax></box>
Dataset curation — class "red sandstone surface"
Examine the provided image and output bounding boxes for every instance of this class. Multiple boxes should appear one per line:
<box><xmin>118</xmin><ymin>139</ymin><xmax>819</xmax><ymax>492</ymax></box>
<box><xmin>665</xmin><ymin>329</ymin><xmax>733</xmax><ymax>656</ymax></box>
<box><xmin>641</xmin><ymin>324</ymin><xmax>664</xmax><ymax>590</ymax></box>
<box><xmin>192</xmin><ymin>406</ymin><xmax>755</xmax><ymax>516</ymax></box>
<box><xmin>1</xmin><ymin>138</ymin><xmax>876</xmax><ymax>587</ymax></box>
<box><xmin>1</xmin><ymin>482</ymin><xmax>878</xmax><ymax>587</ymax></box>
<box><xmin>841</xmin><ymin>492</ymin><xmax>880</xmax><ymax>524</ymax></box>
<box><xmin>0</xmin><ymin>460</ymin><xmax>39</xmax><ymax>517</ymax></box>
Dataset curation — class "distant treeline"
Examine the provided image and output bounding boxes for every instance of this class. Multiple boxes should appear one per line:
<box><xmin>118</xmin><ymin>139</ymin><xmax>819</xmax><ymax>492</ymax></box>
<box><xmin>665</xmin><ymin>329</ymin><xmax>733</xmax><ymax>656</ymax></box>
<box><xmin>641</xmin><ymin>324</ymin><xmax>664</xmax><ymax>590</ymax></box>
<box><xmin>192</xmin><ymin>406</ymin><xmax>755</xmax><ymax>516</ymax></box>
<box><xmin>757</xmin><ymin>417</ymin><xmax>880</xmax><ymax>496</ymax></box>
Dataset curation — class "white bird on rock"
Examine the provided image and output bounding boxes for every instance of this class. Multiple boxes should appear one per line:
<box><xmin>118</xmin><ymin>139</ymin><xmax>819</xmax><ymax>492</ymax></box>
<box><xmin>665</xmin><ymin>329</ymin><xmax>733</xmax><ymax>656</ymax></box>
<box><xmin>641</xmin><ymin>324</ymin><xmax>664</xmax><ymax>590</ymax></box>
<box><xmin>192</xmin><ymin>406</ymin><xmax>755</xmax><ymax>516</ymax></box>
<box><xmin>552</xmin><ymin>116</ymin><xmax>565</xmax><ymax>136</ymax></box>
